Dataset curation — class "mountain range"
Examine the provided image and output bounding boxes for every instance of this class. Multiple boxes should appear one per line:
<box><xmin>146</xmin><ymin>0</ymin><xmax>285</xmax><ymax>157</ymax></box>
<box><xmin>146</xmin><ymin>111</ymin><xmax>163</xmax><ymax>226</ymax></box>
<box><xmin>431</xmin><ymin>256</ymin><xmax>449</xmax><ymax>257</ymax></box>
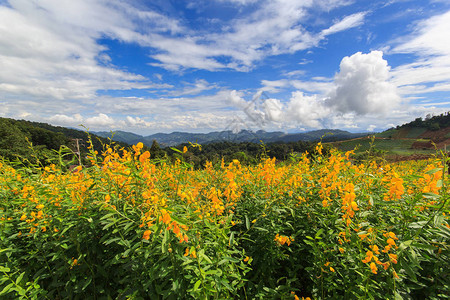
<box><xmin>93</xmin><ymin>129</ymin><xmax>370</xmax><ymax>147</ymax></box>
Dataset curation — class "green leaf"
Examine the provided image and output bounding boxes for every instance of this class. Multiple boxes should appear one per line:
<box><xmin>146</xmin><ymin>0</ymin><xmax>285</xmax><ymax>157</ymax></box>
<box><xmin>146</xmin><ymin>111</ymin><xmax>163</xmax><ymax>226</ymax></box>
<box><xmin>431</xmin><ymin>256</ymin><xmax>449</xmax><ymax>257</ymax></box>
<box><xmin>409</xmin><ymin>221</ymin><xmax>427</xmax><ymax>229</ymax></box>
<box><xmin>0</xmin><ymin>283</ymin><xmax>13</xmax><ymax>296</ymax></box>
<box><xmin>218</xmin><ymin>257</ymin><xmax>239</xmax><ymax>265</ymax></box>
<box><xmin>398</xmin><ymin>240</ymin><xmax>413</xmax><ymax>252</ymax></box>
<box><xmin>199</xmin><ymin>252</ymin><xmax>212</xmax><ymax>264</ymax></box>
<box><xmin>437</xmin><ymin>224</ymin><xmax>450</xmax><ymax>239</ymax></box>
<box><xmin>400</xmin><ymin>257</ymin><xmax>418</xmax><ymax>282</ymax></box>
<box><xmin>315</xmin><ymin>228</ymin><xmax>324</xmax><ymax>239</ymax></box>
<box><xmin>170</xmin><ymin>147</ymin><xmax>182</xmax><ymax>154</ymax></box>
<box><xmin>193</xmin><ymin>280</ymin><xmax>201</xmax><ymax>291</ymax></box>
<box><xmin>103</xmin><ymin>237</ymin><xmax>121</xmax><ymax>246</ymax></box>
<box><xmin>425</xmin><ymin>168</ymin><xmax>442</xmax><ymax>175</ymax></box>
<box><xmin>434</xmin><ymin>215</ymin><xmax>444</xmax><ymax>227</ymax></box>
<box><xmin>229</xmin><ymin>232</ymin><xmax>234</xmax><ymax>246</ymax></box>
<box><xmin>254</xmin><ymin>226</ymin><xmax>269</xmax><ymax>232</ymax></box>
<box><xmin>82</xmin><ymin>277</ymin><xmax>92</xmax><ymax>291</ymax></box>
<box><xmin>411</xmin><ymin>242</ymin><xmax>437</xmax><ymax>251</ymax></box>
<box><xmin>245</xmin><ymin>216</ymin><xmax>250</xmax><ymax>230</ymax></box>
<box><xmin>0</xmin><ymin>248</ymin><xmax>12</xmax><ymax>255</ymax></box>
<box><xmin>422</xmin><ymin>192</ymin><xmax>439</xmax><ymax>199</ymax></box>
<box><xmin>15</xmin><ymin>272</ymin><xmax>25</xmax><ymax>285</ymax></box>
<box><xmin>161</xmin><ymin>229</ymin><xmax>168</xmax><ymax>253</ymax></box>
<box><xmin>0</xmin><ymin>266</ymin><xmax>10</xmax><ymax>272</ymax></box>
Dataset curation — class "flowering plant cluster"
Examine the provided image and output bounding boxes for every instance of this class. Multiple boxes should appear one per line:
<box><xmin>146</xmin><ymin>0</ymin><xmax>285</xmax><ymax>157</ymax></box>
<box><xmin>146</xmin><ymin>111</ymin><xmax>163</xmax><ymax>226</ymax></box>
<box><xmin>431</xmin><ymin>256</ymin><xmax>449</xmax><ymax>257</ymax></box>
<box><xmin>0</xmin><ymin>139</ymin><xmax>448</xmax><ymax>299</ymax></box>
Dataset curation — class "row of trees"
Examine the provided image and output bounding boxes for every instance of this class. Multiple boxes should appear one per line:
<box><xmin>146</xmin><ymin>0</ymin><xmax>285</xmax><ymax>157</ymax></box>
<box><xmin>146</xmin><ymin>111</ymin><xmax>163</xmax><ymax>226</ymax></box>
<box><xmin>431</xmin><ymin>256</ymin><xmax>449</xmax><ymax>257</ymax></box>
<box><xmin>0</xmin><ymin>118</ymin><xmax>128</xmax><ymax>166</ymax></box>
<box><xmin>401</xmin><ymin>112</ymin><xmax>450</xmax><ymax>131</ymax></box>
<box><xmin>143</xmin><ymin>139</ymin><xmax>321</xmax><ymax>169</ymax></box>
<box><xmin>0</xmin><ymin>117</ymin><xmax>325</xmax><ymax>169</ymax></box>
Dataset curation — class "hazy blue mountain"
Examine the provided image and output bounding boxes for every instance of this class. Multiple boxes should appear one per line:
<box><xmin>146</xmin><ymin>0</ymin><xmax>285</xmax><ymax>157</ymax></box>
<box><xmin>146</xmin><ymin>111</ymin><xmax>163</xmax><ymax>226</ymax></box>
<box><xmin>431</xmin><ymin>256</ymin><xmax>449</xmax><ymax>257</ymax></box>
<box><xmin>94</xmin><ymin>130</ymin><xmax>144</xmax><ymax>144</ymax></box>
<box><xmin>94</xmin><ymin>129</ymin><xmax>369</xmax><ymax>147</ymax></box>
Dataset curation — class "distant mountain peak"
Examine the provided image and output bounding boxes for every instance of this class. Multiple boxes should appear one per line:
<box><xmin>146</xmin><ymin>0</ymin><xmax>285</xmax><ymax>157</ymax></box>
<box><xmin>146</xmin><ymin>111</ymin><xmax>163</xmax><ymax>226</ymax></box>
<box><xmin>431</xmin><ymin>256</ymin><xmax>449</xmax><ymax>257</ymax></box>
<box><xmin>94</xmin><ymin>128</ymin><xmax>369</xmax><ymax>147</ymax></box>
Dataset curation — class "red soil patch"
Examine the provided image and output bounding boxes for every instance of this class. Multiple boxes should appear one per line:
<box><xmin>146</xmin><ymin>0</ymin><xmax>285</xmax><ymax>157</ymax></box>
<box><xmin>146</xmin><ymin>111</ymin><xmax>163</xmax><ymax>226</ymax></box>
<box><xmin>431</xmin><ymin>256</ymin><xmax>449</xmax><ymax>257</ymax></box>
<box><xmin>418</xmin><ymin>127</ymin><xmax>450</xmax><ymax>143</ymax></box>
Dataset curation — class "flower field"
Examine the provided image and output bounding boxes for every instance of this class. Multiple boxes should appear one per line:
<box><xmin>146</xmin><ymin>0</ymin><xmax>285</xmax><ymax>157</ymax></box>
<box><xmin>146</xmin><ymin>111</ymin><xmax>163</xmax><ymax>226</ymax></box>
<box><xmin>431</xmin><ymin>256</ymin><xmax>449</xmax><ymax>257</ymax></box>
<box><xmin>0</xmin><ymin>141</ymin><xmax>449</xmax><ymax>299</ymax></box>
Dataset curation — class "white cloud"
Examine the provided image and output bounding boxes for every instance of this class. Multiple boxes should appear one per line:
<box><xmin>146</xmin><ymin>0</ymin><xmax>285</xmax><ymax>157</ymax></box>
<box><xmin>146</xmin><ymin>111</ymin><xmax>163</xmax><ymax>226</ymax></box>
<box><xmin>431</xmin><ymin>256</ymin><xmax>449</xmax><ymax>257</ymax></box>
<box><xmin>391</xmin><ymin>10</ymin><xmax>450</xmax><ymax>95</ymax></box>
<box><xmin>145</xmin><ymin>0</ymin><xmax>363</xmax><ymax>71</ymax></box>
<box><xmin>284</xmin><ymin>70</ymin><xmax>306</xmax><ymax>77</ymax></box>
<box><xmin>321</xmin><ymin>12</ymin><xmax>367</xmax><ymax>36</ymax></box>
<box><xmin>283</xmin><ymin>92</ymin><xmax>331</xmax><ymax>128</ymax></box>
<box><xmin>85</xmin><ymin>113</ymin><xmax>117</xmax><ymax>127</ymax></box>
<box><xmin>262</xmin><ymin>98</ymin><xmax>284</xmax><ymax>122</ymax></box>
<box><xmin>49</xmin><ymin>113</ymin><xmax>83</xmax><ymax>125</ymax></box>
<box><xmin>229</xmin><ymin>90</ymin><xmax>331</xmax><ymax>128</ymax></box>
<box><xmin>213</xmin><ymin>0</ymin><xmax>259</xmax><ymax>5</ymax></box>
<box><xmin>0</xmin><ymin>0</ymin><xmax>169</xmax><ymax>100</ymax></box>
<box><xmin>290</xmin><ymin>79</ymin><xmax>334</xmax><ymax>94</ymax></box>
<box><xmin>0</xmin><ymin>0</ymin><xmax>368</xmax><ymax>103</ymax></box>
<box><xmin>170</xmin><ymin>79</ymin><xmax>217</xmax><ymax>96</ymax></box>
<box><xmin>327</xmin><ymin>51</ymin><xmax>401</xmax><ymax>115</ymax></box>
<box><xmin>230</xmin><ymin>51</ymin><xmax>403</xmax><ymax>130</ymax></box>
<box><xmin>260</xmin><ymin>79</ymin><xmax>289</xmax><ymax>93</ymax></box>
<box><xmin>125</xmin><ymin>116</ymin><xmax>153</xmax><ymax>128</ymax></box>
<box><xmin>49</xmin><ymin>113</ymin><xmax>132</xmax><ymax>130</ymax></box>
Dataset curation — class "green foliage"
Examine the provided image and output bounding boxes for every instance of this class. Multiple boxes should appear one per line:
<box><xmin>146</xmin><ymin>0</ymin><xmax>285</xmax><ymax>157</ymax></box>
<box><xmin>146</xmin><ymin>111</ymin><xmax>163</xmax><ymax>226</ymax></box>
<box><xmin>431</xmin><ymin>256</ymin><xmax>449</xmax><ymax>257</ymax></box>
<box><xmin>0</xmin><ymin>117</ymin><xmax>131</xmax><ymax>167</ymax></box>
<box><xmin>0</xmin><ymin>127</ymin><xmax>449</xmax><ymax>299</ymax></box>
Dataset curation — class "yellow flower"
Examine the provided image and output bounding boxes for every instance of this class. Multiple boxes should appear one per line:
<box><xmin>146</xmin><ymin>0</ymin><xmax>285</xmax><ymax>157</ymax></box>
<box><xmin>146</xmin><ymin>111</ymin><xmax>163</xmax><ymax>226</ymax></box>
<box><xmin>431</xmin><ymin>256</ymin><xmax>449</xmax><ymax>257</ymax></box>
<box><xmin>142</xmin><ymin>230</ymin><xmax>151</xmax><ymax>240</ymax></box>
<box><xmin>370</xmin><ymin>262</ymin><xmax>377</xmax><ymax>274</ymax></box>
<box><xmin>388</xmin><ymin>253</ymin><xmax>398</xmax><ymax>264</ymax></box>
<box><xmin>387</xmin><ymin>238</ymin><xmax>396</xmax><ymax>247</ymax></box>
<box><xmin>362</xmin><ymin>250</ymin><xmax>374</xmax><ymax>263</ymax></box>
<box><xmin>370</xmin><ymin>245</ymin><xmax>380</xmax><ymax>255</ymax></box>
<box><xmin>139</xmin><ymin>151</ymin><xmax>150</xmax><ymax>163</ymax></box>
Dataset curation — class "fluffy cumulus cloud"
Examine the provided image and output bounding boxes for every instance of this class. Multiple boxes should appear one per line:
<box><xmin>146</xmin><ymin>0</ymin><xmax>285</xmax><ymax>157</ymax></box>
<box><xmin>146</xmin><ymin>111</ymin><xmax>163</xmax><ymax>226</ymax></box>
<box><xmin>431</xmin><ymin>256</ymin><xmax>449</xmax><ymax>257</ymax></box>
<box><xmin>49</xmin><ymin>113</ymin><xmax>119</xmax><ymax>129</ymax></box>
<box><xmin>85</xmin><ymin>113</ymin><xmax>117</xmax><ymax>127</ymax></box>
<box><xmin>49</xmin><ymin>114</ymin><xmax>84</xmax><ymax>125</ymax></box>
<box><xmin>327</xmin><ymin>51</ymin><xmax>401</xmax><ymax>115</ymax></box>
<box><xmin>230</xmin><ymin>51</ymin><xmax>401</xmax><ymax>129</ymax></box>
<box><xmin>283</xmin><ymin>92</ymin><xmax>331</xmax><ymax>128</ymax></box>
<box><xmin>125</xmin><ymin>116</ymin><xmax>153</xmax><ymax>128</ymax></box>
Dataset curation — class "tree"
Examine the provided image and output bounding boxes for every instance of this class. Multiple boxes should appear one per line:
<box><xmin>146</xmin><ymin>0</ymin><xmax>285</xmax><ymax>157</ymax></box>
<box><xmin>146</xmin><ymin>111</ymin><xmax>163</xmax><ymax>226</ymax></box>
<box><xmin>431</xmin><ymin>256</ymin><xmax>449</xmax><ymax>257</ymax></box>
<box><xmin>0</xmin><ymin>119</ymin><xmax>31</xmax><ymax>161</ymax></box>
<box><xmin>150</xmin><ymin>140</ymin><xmax>166</xmax><ymax>159</ymax></box>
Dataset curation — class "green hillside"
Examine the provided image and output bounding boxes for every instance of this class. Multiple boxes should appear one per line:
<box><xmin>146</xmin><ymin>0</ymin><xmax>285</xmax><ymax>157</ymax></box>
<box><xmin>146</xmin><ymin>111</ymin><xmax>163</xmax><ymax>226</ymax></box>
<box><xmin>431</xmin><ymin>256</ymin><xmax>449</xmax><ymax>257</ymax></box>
<box><xmin>0</xmin><ymin>117</ymin><xmax>129</xmax><ymax>165</ymax></box>
<box><xmin>331</xmin><ymin>112</ymin><xmax>450</xmax><ymax>160</ymax></box>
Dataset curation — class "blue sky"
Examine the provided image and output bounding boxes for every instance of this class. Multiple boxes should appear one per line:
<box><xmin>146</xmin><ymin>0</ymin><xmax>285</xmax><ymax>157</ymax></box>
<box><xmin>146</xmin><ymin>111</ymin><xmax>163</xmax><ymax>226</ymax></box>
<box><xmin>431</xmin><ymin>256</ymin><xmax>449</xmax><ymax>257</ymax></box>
<box><xmin>1</xmin><ymin>0</ymin><xmax>449</xmax><ymax>135</ymax></box>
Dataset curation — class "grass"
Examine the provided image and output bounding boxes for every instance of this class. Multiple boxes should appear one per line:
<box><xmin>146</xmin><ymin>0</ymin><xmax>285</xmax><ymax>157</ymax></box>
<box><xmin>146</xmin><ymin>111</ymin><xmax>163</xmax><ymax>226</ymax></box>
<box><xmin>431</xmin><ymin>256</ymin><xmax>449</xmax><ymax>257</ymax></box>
<box><xmin>331</xmin><ymin>137</ymin><xmax>436</xmax><ymax>156</ymax></box>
